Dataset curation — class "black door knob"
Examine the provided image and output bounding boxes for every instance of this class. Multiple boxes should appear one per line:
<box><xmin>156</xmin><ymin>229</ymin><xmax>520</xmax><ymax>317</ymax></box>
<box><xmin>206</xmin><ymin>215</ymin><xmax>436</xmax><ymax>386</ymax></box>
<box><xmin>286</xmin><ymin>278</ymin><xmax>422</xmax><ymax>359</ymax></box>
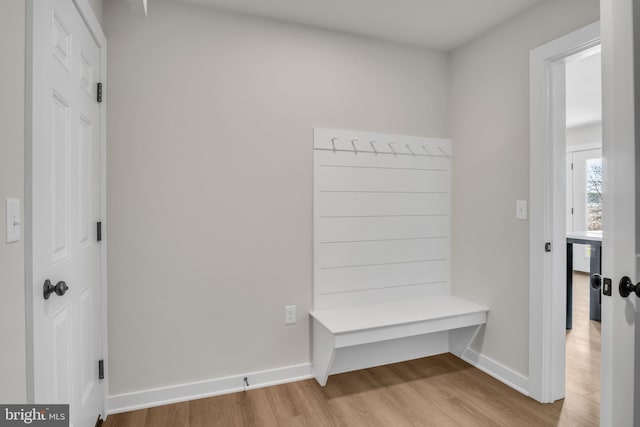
<box><xmin>43</xmin><ymin>280</ymin><xmax>69</xmax><ymax>300</ymax></box>
<box><xmin>591</xmin><ymin>273</ymin><xmax>602</xmax><ymax>290</ymax></box>
<box><xmin>618</xmin><ymin>276</ymin><xmax>640</xmax><ymax>298</ymax></box>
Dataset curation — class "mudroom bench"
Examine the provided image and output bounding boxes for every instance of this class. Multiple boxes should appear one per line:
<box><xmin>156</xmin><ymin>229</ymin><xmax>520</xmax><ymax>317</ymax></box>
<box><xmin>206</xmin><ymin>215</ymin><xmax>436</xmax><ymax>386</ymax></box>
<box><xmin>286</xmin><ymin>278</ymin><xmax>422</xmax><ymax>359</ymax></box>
<box><xmin>311</xmin><ymin>129</ymin><xmax>489</xmax><ymax>386</ymax></box>
<box><xmin>310</xmin><ymin>296</ymin><xmax>488</xmax><ymax>385</ymax></box>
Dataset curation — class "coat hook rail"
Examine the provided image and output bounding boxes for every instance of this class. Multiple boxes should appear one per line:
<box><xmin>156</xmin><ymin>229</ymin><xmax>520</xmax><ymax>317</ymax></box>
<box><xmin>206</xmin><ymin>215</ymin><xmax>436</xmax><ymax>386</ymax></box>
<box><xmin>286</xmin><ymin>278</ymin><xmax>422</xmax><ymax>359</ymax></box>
<box><xmin>319</xmin><ymin>137</ymin><xmax>450</xmax><ymax>158</ymax></box>
<box><xmin>314</xmin><ymin>146</ymin><xmax>449</xmax><ymax>157</ymax></box>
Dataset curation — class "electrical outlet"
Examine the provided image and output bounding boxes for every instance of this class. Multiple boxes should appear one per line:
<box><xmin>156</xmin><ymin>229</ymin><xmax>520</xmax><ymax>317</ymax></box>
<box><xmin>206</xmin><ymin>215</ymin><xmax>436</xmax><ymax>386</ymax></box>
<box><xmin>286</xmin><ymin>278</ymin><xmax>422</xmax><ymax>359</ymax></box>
<box><xmin>285</xmin><ymin>305</ymin><xmax>296</xmax><ymax>325</ymax></box>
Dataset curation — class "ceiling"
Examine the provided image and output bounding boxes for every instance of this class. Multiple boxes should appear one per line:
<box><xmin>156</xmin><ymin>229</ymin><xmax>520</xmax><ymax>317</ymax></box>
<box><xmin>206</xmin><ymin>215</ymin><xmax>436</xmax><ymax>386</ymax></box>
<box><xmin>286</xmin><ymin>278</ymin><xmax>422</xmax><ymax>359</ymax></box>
<box><xmin>566</xmin><ymin>50</ymin><xmax>602</xmax><ymax>129</ymax></box>
<box><xmin>177</xmin><ymin>0</ymin><xmax>544</xmax><ymax>51</ymax></box>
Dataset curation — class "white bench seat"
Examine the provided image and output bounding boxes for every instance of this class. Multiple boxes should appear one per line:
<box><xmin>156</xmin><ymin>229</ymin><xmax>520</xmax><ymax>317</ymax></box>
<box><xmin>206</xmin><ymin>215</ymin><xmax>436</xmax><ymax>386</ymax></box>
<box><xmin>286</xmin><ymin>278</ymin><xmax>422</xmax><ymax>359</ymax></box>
<box><xmin>309</xmin><ymin>296</ymin><xmax>489</xmax><ymax>386</ymax></box>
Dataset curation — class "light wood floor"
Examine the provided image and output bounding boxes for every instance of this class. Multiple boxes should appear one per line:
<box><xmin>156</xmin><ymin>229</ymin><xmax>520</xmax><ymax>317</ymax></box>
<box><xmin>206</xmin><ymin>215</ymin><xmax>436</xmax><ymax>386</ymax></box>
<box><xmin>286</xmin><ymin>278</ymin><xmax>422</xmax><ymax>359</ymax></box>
<box><xmin>564</xmin><ymin>272</ymin><xmax>601</xmax><ymax>423</ymax></box>
<box><xmin>105</xmin><ymin>273</ymin><xmax>600</xmax><ymax>427</ymax></box>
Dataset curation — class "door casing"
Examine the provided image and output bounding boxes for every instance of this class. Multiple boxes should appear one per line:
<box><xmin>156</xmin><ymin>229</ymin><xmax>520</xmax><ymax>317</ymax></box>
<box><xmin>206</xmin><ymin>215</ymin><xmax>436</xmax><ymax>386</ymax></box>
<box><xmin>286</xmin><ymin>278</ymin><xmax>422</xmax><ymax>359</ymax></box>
<box><xmin>529</xmin><ymin>21</ymin><xmax>600</xmax><ymax>404</ymax></box>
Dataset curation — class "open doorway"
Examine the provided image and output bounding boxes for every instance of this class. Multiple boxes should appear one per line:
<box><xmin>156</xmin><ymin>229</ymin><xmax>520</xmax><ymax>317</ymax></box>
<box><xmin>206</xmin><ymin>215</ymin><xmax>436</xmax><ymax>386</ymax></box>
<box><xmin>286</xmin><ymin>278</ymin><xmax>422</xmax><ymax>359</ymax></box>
<box><xmin>564</xmin><ymin>47</ymin><xmax>602</xmax><ymax>417</ymax></box>
<box><xmin>529</xmin><ymin>21</ymin><xmax>600</xmax><ymax>405</ymax></box>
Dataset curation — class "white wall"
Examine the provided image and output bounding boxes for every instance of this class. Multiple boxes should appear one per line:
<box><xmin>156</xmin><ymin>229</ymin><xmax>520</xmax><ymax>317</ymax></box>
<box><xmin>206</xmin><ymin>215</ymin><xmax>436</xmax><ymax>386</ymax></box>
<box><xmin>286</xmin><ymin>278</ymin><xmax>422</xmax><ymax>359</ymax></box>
<box><xmin>104</xmin><ymin>0</ymin><xmax>449</xmax><ymax>395</ymax></box>
<box><xmin>566</xmin><ymin>122</ymin><xmax>602</xmax><ymax>147</ymax></box>
<box><xmin>88</xmin><ymin>0</ymin><xmax>103</xmax><ymax>27</ymax></box>
<box><xmin>0</xmin><ymin>0</ymin><xmax>26</xmax><ymax>404</ymax></box>
<box><xmin>450</xmin><ymin>0</ymin><xmax>600</xmax><ymax>376</ymax></box>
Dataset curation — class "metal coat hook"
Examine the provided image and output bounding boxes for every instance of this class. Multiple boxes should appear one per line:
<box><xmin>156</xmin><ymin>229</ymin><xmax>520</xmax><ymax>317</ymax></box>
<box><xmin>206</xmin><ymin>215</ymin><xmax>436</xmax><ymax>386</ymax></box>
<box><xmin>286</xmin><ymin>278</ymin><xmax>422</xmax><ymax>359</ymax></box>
<box><xmin>351</xmin><ymin>139</ymin><xmax>358</xmax><ymax>154</ymax></box>
<box><xmin>330</xmin><ymin>137</ymin><xmax>338</xmax><ymax>153</ymax></box>
<box><xmin>388</xmin><ymin>141</ymin><xmax>397</xmax><ymax>156</ymax></box>
<box><xmin>370</xmin><ymin>140</ymin><xmax>378</xmax><ymax>155</ymax></box>
<box><xmin>422</xmin><ymin>145</ymin><xmax>434</xmax><ymax>158</ymax></box>
<box><xmin>438</xmin><ymin>146</ymin><xmax>450</xmax><ymax>157</ymax></box>
<box><xmin>406</xmin><ymin>144</ymin><xmax>416</xmax><ymax>157</ymax></box>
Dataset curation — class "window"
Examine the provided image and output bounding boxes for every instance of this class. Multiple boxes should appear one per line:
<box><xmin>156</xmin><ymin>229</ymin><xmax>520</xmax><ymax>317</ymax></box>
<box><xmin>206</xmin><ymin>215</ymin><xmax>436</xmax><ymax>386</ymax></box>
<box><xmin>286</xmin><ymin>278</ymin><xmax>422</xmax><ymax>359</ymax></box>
<box><xmin>586</xmin><ymin>158</ymin><xmax>602</xmax><ymax>230</ymax></box>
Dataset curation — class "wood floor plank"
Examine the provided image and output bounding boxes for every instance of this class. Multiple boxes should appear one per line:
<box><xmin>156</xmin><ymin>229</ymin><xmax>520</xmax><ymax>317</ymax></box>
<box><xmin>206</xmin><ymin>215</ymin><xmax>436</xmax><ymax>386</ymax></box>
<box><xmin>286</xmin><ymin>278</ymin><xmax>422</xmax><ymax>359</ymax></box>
<box><xmin>358</xmin><ymin>364</ymin><xmax>460</xmax><ymax>427</ymax></box>
<box><xmin>104</xmin><ymin>272</ymin><xmax>599</xmax><ymax>427</ymax></box>
<box><xmin>104</xmin><ymin>409</ymin><xmax>148</xmax><ymax>427</ymax></box>
<box><xmin>244</xmin><ymin>387</ymin><xmax>280</xmax><ymax>427</ymax></box>
<box><xmin>327</xmin><ymin>370</ymin><xmax>414</xmax><ymax>427</ymax></box>
<box><xmin>189</xmin><ymin>389</ymin><xmax>278</xmax><ymax>427</ymax></box>
<box><xmin>265</xmin><ymin>380</ymin><xmax>340</xmax><ymax>427</ymax></box>
<box><xmin>144</xmin><ymin>401</ymin><xmax>189</xmax><ymax>427</ymax></box>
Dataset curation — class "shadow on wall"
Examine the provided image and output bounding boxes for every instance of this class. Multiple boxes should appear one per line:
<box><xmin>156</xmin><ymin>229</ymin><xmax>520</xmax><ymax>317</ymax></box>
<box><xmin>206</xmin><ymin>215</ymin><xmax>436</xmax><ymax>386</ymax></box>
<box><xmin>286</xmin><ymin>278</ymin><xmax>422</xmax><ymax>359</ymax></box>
<box><xmin>471</xmin><ymin>325</ymin><xmax>486</xmax><ymax>354</ymax></box>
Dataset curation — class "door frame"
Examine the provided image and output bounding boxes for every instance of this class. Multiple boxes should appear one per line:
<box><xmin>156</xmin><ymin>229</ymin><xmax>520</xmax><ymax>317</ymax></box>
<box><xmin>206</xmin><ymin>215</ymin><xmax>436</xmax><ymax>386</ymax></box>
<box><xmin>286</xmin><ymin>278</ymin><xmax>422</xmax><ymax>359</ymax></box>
<box><xmin>24</xmin><ymin>0</ymin><xmax>108</xmax><ymax>413</ymax></box>
<box><xmin>529</xmin><ymin>21</ymin><xmax>600</xmax><ymax>403</ymax></box>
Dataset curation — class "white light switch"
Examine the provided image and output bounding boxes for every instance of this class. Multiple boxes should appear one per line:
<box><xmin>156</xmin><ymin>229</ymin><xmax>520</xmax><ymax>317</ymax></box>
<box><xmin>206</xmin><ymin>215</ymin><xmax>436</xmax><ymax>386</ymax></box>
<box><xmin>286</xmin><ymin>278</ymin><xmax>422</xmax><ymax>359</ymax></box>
<box><xmin>516</xmin><ymin>200</ymin><xmax>528</xmax><ymax>220</ymax></box>
<box><xmin>6</xmin><ymin>198</ymin><xmax>21</xmax><ymax>243</ymax></box>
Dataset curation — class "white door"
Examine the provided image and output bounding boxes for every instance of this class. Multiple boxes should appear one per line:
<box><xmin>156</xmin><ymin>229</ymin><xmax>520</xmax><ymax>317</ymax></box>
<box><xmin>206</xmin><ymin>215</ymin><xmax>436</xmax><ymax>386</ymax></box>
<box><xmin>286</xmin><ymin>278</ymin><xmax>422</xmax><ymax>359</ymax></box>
<box><xmin>567</xmin><ymin>148</ymin><xmax>602</xmax><ymax>272</ymax></box>
<box><xmin>600</xmin><ymin>0</ymin><xmax>637</xmax><ymax>425</ymax></box>
<box><xmin>28</xmin><ymin>0</ymin><xmax>104</xmax><ymax>425</ymax></box>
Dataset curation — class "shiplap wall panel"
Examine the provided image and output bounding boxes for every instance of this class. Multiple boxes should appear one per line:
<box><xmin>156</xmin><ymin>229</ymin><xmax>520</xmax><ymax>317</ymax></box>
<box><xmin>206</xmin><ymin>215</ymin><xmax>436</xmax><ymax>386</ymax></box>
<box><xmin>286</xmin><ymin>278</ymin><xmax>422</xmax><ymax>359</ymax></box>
<box><xmin>318</xmin><ymin>238</ymin><xmax>449</xmax><ymax>268</ymax></box>
<box><xmin>317</xmin><ymin>216</ymin><xmax>450</xmax><ymax>242</ymax></box>
<box><xmin>316</xmin><ymin>192</ymin><xmax>449</xmax><ymax>217</ymax></box>
<box><xmin>317</xmin><ymin>283</ymin><xmax>450</xmax><ymax>309</ymax></box>
<box><xmin>317</xmin><ymin>168</ymin><xmax>447</xmax><ymax>193</ymax></box>
<box><xmin>317</xmin><ymin>260</ymin><xmax>450</xmax><ymax>294</ymax></box>
<box><xmin>314</xmin><ymin>128</ymin><xmax>452</xmax><ymax>309</ymax></box>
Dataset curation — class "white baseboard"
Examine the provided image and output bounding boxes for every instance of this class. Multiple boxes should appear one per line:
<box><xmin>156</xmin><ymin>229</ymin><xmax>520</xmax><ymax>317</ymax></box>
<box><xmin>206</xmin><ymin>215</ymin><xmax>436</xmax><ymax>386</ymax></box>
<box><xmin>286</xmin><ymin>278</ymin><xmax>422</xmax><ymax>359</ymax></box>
<box><xmin>106</xmin><ymin>363</ymin><xmax>312</xmax><ymax>415</ymax></box>
<box><xmin>459</xmin><ymin>349</ymin><xmax>530</xmax><ymax>396</ymax></box>
<box><xmin>106</xmin><ymin>351</ymin><xmax>529</xmax><ymax>415</ymax></box>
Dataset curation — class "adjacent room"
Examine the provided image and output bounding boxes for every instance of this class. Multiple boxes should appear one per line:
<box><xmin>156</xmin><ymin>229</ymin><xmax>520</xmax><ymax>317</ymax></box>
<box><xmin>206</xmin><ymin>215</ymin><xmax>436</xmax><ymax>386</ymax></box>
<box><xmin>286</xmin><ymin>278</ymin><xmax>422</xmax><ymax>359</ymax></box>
<box><xmin>564</xmin><ymin>47</ymin><xmax>603</xmax><ymax>419</ymax></box>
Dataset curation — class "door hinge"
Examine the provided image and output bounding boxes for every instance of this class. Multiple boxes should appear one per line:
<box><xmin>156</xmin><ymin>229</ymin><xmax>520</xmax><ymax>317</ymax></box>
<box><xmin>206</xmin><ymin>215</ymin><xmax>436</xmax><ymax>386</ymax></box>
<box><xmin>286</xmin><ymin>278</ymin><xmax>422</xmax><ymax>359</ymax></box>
<box><xmin>98</xmin><ymin>359</ymin><xmax>104</xmax><ymax>380</ymax></box>
<box><xmin>571</xmin><ymin>208</ymin><xmax>574</xmax><ymax>215</ymax></box>
<box><xmin>97</xmin><ymin>221</ymin><xmax>102</xmax><ymax>242</ymax></box>
<box><xmin>545</xmin><ymin>242</ymin><xmax>552</xmax><ymax>252</ymax></box>
<box><xmin>97</xmin><ymin>82</ymin><xmax>103</xmax><ymax>103</ymax></box>
<box><xmin>571</xmin><ymin>162</ymin><xmax>574</xmax><ymax>170</ymax></box>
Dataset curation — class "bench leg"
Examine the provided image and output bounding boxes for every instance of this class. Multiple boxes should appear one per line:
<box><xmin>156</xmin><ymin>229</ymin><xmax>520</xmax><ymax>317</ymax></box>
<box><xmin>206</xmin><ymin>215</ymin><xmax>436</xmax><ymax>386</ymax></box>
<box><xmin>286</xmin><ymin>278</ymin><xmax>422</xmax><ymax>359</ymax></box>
<box><xmin>449</xmin><ymin>325</ymin><xmax>483</xmax><ymax>358</ymax></box>
<box><xmin>312</xmin><ymin>320</ymin><xmax>336</xmax><ymax>386</ymax></box>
